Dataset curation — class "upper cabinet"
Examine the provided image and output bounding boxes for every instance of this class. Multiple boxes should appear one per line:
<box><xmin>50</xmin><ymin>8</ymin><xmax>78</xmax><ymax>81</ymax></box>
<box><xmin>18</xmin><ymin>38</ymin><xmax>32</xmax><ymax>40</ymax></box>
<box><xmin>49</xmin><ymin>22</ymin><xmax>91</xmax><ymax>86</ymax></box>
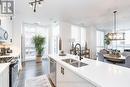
<box><xmin>0</xmin><ymin>27</ymin><xmax>8</xmax><ymax>41</ymax></box>
<box><xmin>0</xmin><ymin>0</ymin><xmax>14</xmax><ymax>43</ymax></box>
<box><xmin>0</xmin><ymin>16</ymin><xmax>13</xmax><ymax>43</ymax></box>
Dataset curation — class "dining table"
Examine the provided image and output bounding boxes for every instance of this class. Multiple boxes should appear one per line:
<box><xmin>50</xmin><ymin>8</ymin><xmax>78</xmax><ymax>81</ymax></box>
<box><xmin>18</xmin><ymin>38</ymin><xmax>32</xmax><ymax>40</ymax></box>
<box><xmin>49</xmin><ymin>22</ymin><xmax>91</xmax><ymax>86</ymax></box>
<box><xmin>103</xmin><ymin>54</ymin><xmax>126</xmax><ymax>63</ymax></box>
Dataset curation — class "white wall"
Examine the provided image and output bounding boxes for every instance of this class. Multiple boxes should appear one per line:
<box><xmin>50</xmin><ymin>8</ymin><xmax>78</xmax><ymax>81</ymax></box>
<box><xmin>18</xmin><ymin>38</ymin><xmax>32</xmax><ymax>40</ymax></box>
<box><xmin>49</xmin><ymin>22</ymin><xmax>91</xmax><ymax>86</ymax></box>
<box><xmin>12</xmin><ymin>14</ymin><xmax>22</xmax><ymax>57</ymax></box>
<box><xmin>48</xmin><ymin>26</ymin><xmax>53</xmax><ymax>54</ymax></box>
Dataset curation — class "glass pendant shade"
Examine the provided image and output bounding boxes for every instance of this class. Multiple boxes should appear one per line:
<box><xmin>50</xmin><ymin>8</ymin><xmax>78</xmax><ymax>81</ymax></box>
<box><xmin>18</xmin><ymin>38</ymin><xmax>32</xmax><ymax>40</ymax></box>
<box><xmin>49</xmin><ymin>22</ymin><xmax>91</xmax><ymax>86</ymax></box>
<box><xmin>108</xmin><ymin>32</ymin><xmax>125</xmax><ymax>40</ymax></box>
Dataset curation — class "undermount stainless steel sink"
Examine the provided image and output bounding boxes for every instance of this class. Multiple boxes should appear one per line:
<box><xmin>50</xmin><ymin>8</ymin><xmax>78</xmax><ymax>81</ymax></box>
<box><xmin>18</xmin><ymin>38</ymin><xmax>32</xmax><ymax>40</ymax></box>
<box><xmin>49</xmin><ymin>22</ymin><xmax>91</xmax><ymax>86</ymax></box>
<box><xmin>62</xmin><ymin>59</ymin><xmax>88</xmax><ymax>67</ymax></box>
<box><xmin>62</xmin><ymin>59</ymin><xmax>77</xmax><ymax>64</ymax></box>
<box><xmin>71</xmin><ymin>61</ymin><xmax>88</xmax><ymax>67</ymax></box>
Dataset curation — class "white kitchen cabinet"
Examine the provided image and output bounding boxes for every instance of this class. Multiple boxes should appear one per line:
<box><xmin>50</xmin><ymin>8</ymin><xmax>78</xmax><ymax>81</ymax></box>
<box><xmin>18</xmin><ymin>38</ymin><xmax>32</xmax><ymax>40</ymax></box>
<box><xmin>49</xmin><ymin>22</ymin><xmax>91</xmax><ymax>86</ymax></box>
<box><xmin>0</xmin><ymin>16</ymin><xmax>13</xmax><ymax>43</ymax></box>
<box><xmin>56</xmin><ymin>63</ymin><xmax>96</xmax><ymax>87</ymax></box>
<box><xmin>0</xmin><ymin>73</ymin><xmax>2</xmax><ymax>87</ymax></box>
<box><xmin>0</xmin><ymin>66</ymin><xmax>9</xmax><ymax>87</ymax></box>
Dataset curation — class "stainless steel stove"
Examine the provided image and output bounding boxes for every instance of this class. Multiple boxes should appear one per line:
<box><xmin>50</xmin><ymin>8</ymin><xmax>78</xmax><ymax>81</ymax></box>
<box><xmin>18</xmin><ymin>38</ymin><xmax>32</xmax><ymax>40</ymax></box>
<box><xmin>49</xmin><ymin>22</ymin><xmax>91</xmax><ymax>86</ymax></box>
<box><xmin>0</xmin><ymin>57</ymin><xmax>13</xmax><ymax>63</ymax></box>
<box><xmin>0</xmin><ymin>56</ymin><xmax>19</xmax><ymax>87</ymax></box>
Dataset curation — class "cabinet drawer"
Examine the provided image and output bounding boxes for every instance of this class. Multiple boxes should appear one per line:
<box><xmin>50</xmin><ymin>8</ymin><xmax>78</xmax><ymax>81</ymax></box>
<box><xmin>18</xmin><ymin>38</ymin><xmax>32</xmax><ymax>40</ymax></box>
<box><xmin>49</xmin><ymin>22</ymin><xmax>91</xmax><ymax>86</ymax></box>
<box><xmin>57</xmin><ymin>63</ymin><xmax>96</xmax><ymax>87</ymax></box>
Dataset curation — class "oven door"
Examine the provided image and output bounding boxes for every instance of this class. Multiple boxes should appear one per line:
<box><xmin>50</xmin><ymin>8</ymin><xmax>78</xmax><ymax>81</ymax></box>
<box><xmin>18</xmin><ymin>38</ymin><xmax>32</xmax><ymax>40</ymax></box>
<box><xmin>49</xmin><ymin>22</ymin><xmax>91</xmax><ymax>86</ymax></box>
<box><xmin>10</xmin><ymin>60</ymin><xmax>18</xmax><ymax>87</ymax></box>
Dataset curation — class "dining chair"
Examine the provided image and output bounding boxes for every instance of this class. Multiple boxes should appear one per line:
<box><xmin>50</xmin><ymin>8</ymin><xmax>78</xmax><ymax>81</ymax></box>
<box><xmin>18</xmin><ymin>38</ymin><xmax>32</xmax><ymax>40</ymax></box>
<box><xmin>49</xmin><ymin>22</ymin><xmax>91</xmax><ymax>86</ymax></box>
<box><xmin>97</xmin><ymin>52</ymin><xmax>104</xmax><ymax>62</ymax></box>
<box><xmin>100</xmin><ymin>49</ymin><xmax>108</xmax><ymax>54</ymax></box>
<box><xmin>117</xmin><ymin>56</ymin><xmax>130</xmax><ymax>68</ymax></box>
<box><xmin>125</xmin><ymin>56</ymin><xmax>130</xmax><ymax>68</ymax></box>
<box><xmin>121</xmin><ymin>52</ymin><xmax>130</xmax><ymax>57</ymax></box>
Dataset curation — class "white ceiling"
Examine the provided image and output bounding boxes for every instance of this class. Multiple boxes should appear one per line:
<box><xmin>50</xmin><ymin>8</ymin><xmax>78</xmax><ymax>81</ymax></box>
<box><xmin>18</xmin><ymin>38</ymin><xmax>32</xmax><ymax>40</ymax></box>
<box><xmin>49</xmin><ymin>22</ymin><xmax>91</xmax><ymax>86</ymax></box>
<box><xmin>15</xmin><ymin>0</ymin><xmax>130</xmax><ymax>30</ymax></box>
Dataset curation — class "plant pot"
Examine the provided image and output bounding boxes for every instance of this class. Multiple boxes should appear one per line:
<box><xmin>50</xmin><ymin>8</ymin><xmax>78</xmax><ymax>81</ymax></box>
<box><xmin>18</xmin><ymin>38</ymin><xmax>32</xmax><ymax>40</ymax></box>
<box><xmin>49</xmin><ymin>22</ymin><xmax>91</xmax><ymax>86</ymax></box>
<box><xmin>36</xmin><ymin>55</ymin><xmax>42</xmax><ymax>63</ymax></box>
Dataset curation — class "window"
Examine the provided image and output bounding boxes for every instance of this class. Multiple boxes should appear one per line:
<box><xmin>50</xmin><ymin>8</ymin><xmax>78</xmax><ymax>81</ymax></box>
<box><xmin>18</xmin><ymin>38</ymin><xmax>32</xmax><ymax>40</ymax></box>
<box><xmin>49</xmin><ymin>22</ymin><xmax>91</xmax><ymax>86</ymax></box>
<box><xmin>71</xmin><ymin>25</ymin><xmax>80</xmax><ymax>43</ymax></box>
<box><xmin>81</xmin><ymin>27</ymin><xmax>87</xmax><ymax>46</ymax></box>
<box><xmin>71</xmin><ymin>25</ymin><xmax>87</xmax><ymax>47</ymax></box>
<box><xmin>23</xmin><ymin>23</ymin><xmax>49</xmax><ymax>61</ymax></box>
<box><xmin>96</xmin><ymin>30</ymin><xmax>105</xmax><ymax>52</ymax></box>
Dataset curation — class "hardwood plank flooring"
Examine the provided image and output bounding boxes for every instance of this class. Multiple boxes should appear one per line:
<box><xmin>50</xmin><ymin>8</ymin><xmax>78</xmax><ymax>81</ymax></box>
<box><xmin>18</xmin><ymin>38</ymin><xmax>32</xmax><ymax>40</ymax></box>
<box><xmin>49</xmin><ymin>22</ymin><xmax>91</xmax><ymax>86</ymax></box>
<box><xmin>17</xmin><ymin>59</ymin><xmax>50</xmax><ymax>87</ymax></box>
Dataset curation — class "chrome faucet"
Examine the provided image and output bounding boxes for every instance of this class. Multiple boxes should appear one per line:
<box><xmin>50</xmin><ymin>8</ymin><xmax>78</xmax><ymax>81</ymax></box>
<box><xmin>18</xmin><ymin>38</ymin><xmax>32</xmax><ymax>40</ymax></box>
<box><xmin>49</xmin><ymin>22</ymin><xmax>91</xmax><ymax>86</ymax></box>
<box><xmin>74</xmin><ymin>43</ymin><xmax>83</xmax><ymax>60</ymax></box>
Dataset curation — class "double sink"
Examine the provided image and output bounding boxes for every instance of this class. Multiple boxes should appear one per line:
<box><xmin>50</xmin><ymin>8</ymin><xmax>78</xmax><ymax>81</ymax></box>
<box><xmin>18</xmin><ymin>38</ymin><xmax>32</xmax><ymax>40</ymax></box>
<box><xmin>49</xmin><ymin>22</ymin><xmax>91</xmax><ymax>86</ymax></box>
<box><xmin>62</xmin><ymin>59</ymin><xmax>88</xmax><ymax>67</ymax></box>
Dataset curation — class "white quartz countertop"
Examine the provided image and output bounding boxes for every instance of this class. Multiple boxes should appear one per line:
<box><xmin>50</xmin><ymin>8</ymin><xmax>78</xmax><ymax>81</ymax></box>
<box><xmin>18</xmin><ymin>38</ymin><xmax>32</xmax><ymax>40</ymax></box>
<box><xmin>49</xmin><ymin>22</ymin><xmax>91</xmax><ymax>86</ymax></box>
<box><xmin>0</xmin><ymin>63</ymin><xmax>10</xmax><ymax>74</ymax></box>
<box><xmin>48</xmin><ymin>54</ymin><xmax>130</xmax><ymax>87</ymax></box>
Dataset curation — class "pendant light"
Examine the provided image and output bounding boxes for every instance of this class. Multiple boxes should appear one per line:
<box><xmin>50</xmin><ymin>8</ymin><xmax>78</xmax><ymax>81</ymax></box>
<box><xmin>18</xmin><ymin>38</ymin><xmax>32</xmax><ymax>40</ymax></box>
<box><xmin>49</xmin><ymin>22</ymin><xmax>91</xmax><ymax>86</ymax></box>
<box><xmin>29</xmin><ymin>0</ymin><xmax>44</xmax><ymax>12</ymax></box>
<box><xmin>108</xmin><ymin>11</ymin><xmax>125</xmax><ymax>40</ymax></box>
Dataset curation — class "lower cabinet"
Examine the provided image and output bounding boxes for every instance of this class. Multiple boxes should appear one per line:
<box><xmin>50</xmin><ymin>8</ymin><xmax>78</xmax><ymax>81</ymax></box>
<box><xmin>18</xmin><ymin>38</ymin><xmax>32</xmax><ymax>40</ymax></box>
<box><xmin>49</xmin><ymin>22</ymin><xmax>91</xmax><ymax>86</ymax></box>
<box><xmin>56</xmin><ymin>63</ymin><xmax>96</xmax><ymax>87</ymax></box>
<box><xmin>0</xmin><ymin>73</ymin><xmax>2</xmax><ymax>87</ymax></box>
<box><xmin>0</xmin><ymin>66</ymin><xmax>9</xmax><ymax>87</ymax></box>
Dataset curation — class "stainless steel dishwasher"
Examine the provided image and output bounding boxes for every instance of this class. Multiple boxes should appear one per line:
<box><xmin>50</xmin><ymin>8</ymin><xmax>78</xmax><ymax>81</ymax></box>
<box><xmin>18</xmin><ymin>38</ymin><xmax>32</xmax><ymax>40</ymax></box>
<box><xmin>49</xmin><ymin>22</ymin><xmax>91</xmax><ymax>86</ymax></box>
<box><xmin>49</xmin><ymin>57</ymin><xmax>56</xmax><ymax>86</ymax></box>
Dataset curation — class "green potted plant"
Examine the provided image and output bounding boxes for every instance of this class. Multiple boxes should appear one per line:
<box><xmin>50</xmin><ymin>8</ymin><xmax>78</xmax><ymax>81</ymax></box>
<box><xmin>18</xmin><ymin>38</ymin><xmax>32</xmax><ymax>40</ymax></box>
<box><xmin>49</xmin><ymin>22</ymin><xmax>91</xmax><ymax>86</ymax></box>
<box><xmin>32</xmin><ymin>35</ymin><xmax>45</xmax><ymax>63</ymax></box>
<box><xmin>104</xmin><ymin>34</ymin><xmax>111</xmax><ymax>48</ymax></box>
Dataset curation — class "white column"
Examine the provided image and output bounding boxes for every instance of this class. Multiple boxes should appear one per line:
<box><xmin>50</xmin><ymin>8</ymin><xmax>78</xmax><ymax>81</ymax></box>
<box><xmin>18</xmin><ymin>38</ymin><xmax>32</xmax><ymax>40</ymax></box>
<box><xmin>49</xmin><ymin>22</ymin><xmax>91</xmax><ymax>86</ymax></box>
<box><xmin>86</xmin><ymin>26</ymin><xmax>96</xmax><ymax>59</ymax></box>
<box><xmin>59</xmin><ymin>22</ymin><xmax>71</xmax><ymax>53</ymax></box>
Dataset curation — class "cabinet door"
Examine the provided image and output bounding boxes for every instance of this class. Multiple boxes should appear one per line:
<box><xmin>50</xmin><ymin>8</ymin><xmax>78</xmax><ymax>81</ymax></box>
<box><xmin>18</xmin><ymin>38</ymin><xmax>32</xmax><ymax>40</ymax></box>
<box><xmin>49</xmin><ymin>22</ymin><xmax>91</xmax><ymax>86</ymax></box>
<box><xmin>56</xmin><ymin>63</ymin><xmax>96</xmax><ymax>87</ymax></box>
<box><xmin>56</xmin><ymin>63</ymin><xmax>67</xmax><ymax>87</ymax></box>
<box><xmin>0</xmin><ymin>73</ymin><xmax>2</xmax><ymax>87</ymax></box>
<box><xmin>2</xmin><ymin>67</ymin><xmax>9</xmax><ymax>87</ymax></box>
<box><xmin>0</xmin><ymin>16</ymin><xmax>13</xmax><ymax>43</ymax></box>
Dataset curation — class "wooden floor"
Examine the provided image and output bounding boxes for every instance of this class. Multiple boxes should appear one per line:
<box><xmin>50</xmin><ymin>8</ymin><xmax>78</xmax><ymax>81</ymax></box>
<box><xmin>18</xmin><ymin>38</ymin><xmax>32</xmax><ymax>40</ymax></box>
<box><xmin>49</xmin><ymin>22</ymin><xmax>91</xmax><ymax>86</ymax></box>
<box><xmin>17</xmin><ymin>59</ymin><xmax>50</xmax><ymax>87</ymax></box>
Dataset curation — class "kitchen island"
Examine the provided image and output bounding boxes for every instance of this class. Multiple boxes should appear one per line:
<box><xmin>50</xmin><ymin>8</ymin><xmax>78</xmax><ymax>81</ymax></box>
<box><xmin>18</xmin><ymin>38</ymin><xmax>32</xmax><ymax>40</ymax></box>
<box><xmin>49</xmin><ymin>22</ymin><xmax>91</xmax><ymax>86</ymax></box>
<box><xmin>49</xmin><ymin>54</ymin><xmax>130</xmax><ymax>87</ymax></box>
<box><xmin>0</xmin><ymin>63</ymin><xmax>10</xmax><ymax>87</ymax></box>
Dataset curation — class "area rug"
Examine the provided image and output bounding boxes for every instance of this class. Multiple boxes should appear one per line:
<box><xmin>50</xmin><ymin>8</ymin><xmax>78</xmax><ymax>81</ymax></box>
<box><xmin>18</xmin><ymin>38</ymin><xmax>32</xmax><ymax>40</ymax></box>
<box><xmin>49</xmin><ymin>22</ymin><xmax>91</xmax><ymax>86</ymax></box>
<box><xmin>25</xmin><ymin>75</ymin><xmax>52</xmax><ymax>87</ymax></box>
